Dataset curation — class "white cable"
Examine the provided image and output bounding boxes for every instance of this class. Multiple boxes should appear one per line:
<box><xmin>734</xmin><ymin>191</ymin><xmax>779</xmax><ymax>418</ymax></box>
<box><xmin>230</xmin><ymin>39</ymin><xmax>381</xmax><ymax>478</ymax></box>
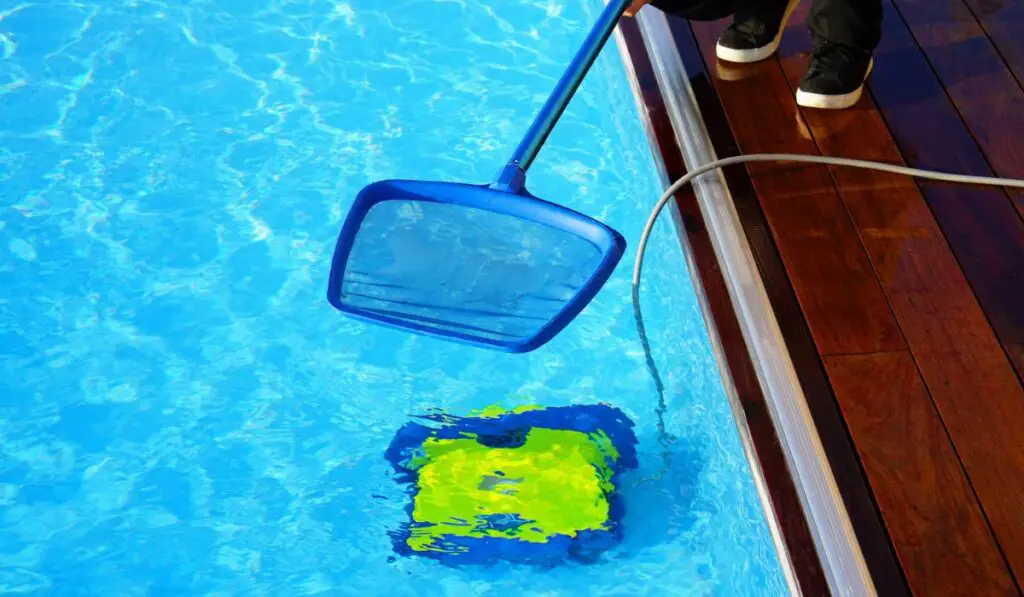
<box><xmin>633</xmin><ymin>152</ymin><xmax>1024</xmax><ymax>286</ymax></box>
<box><xmin>627</xmin><ymin>152</ymin><xmax>1024</xmax><ymax>592</ymax></box>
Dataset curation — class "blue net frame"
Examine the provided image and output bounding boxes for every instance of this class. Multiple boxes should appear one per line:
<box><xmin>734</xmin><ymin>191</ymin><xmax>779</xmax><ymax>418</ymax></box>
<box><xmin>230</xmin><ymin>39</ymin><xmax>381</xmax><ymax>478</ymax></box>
<box><xmin>327</xmin><ymin>179</ymin><xmax>626</xmax><ymax>353</ymax></box>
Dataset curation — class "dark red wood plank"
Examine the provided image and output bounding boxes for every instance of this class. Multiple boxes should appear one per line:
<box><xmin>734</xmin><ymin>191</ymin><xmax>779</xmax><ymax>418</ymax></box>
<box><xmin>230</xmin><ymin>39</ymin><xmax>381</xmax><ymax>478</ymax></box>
<box><xmin>867</xmin><ymin>0</ymin><xmax>1024</xmax><ymax>345</ymax></box>
<box><xmin>661</xmin><ymin>17</ymin><xmax>910</xmax><ymax>594</ymax></box>
<box><xmin>959</xmin><ymin>0</ymin><xmax>1024</xmax><ymax>101</ymax></box>
<box><xmin>888</xmin><ymin>0</ymin><xmax>1024</xmax><ymax>217</ymax></box>
<box><xmin>688</xmin><ymin>20</ymin><xmax>905</xmax><ymax>357</ymax></box>
<box><xmin>1010</xmin><ymin>343</ymin><xmax>1024</xmax><ymax>380</ymax></box>
<box><xmin>616</xmin><ymin>19</ymin><xmax>830</xmax><ymax>594</ymax></box>
<box><xmin>824</xmin><ymin>352</ymin><xmax>1019</xmax><ymax>596</ymax></box>
<box><xmin>776</xmin><ymin>9</ymin><xmax>1024</xmax><ymax>588</ymax></box>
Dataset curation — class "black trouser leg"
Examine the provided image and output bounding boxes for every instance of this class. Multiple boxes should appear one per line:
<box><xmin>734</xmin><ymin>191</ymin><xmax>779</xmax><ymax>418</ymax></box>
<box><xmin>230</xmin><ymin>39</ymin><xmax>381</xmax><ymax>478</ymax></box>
<box><xmin>808</xmin><ymin>0</ymin><xmax>884</xmax><ymax>53</ymax></box>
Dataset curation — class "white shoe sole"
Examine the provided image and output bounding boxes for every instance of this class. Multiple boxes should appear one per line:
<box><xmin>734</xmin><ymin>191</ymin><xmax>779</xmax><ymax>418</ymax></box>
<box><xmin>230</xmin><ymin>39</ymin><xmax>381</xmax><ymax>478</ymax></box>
<box><xmin>795</xmin><ymin>59</ymin><xmax>874</xmax><ymax>110</ymax></box>
<box><xmin>716</xmin><ymin>0</ymin><xmax>802</xmax><ymax>64</ymax></box>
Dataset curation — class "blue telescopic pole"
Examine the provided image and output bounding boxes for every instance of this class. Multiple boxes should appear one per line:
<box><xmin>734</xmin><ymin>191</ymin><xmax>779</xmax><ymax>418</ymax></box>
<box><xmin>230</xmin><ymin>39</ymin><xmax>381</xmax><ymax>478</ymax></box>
<box><xmin>491</xmin><ymin>0</ymin><xmax>632</xmax><ymax>193</ymax></box>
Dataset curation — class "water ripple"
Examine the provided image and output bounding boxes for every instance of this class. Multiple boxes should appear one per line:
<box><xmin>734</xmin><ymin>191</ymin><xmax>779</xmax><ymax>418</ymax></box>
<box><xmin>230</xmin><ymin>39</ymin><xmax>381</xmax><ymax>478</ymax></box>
<box><xmin>0</xmin><ymin>0</ymin><xmax>786</xmax><ymax>595</ymax></box>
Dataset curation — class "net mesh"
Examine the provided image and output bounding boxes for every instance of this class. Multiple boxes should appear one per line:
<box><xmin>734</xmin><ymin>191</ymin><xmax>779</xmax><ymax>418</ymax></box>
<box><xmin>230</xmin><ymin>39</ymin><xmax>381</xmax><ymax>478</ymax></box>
<box><xmin>338</xmin><ymin>198</ymin><xmax>605</xmax><ymax>344</ymax></box>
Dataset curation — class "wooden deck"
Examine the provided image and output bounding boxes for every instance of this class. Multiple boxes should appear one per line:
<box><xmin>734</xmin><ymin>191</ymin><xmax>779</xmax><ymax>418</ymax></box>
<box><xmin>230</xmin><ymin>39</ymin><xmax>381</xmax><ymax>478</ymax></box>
<box><xmin>620</xmin><ymin>1</ymin><xmax>1024</xmax><ymax>595</ymax></box>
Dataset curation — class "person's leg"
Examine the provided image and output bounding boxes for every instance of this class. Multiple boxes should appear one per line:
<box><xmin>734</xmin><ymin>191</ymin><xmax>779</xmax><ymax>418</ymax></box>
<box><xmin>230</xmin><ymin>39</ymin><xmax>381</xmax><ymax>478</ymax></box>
<box><xmin>715</xmin><ymin>0</ymin><xmax>802</xmax><ymax>63</ymax></box>
<box><xmin>808</xmin><ymin>0</ymin><xmax>883</xmax><ymax>53</ymax></box>
<box><xmin>796</xmin><ymin>0</ymin><xmax>883</xmax><ymax>109</ymax></box>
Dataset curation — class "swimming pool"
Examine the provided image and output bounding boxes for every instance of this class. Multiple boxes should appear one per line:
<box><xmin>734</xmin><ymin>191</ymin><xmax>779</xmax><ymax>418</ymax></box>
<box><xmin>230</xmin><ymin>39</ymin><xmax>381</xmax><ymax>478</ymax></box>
<box><xmin>0</xmin><ymin>0</ymin><xmax>788</xmax><ymax>594</ymax></box>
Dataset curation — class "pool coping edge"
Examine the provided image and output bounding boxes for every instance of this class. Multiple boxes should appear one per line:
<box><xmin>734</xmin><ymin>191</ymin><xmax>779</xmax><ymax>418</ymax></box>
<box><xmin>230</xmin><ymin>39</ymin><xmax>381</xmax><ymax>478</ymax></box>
<box><xmin>614</xmin><ymin>9</ymin><xmax>878</xmax><ymax>597</ymax></box>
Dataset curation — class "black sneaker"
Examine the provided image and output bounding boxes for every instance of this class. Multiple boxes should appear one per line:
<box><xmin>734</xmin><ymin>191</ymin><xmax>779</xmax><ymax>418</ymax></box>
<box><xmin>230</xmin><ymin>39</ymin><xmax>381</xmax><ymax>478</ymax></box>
<box><xmin>796</xmin><ymin>41</ymin><xmax>874</xmax><ymax>109</ymax></box>
<box><xmin>715</xmin><ymin>0</ymin><xmax>800</xmax><ymax>64</ymax></box>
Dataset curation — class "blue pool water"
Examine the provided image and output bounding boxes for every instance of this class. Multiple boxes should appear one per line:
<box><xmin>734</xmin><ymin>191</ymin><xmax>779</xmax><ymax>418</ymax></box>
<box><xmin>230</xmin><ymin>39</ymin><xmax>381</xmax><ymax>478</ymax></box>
<box><xmin>0</xmin><ymin>0</ymin><xmax>788</xmax><ymax>594</ymax></box>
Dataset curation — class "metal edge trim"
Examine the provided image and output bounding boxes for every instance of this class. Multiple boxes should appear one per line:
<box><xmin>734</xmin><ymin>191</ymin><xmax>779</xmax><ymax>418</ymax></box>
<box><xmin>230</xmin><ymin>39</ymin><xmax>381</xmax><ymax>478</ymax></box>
<box><xmin>622</xmin><ymin>8</ymin><xmax>878</xmax><ymax>597</ymax></box>
<box><xmin>610</xmin><ymin>20</ymin><xmax>802</xmax><ymax>597</ymax></box>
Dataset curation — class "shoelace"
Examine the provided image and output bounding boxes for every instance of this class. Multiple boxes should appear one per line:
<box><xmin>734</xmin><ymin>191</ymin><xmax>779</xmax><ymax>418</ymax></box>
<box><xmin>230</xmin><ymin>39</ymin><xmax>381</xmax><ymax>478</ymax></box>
<box><xmin>728</xmin><ymin>13</ymin><xmax>768</xmax><ymax>38</ymax></box>
<box><xmin>807</xmin><ymin>41</ymin><xmax>864</xmax><ymax>76</ymax></box>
